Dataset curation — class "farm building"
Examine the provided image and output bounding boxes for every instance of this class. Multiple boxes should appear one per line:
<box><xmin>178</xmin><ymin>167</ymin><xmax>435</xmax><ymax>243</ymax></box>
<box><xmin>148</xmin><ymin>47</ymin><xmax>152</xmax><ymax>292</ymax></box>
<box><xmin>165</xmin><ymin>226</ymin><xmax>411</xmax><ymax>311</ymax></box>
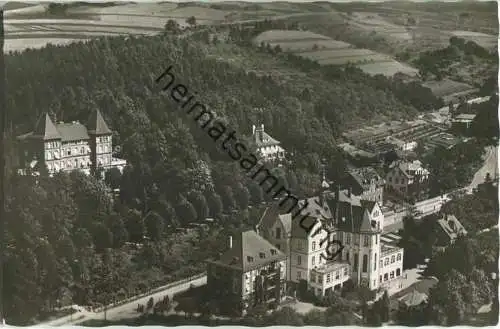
<box><xmin>451</xmin><ymin>113</ymin><xmax>476</xmax><ymax>134</ymax></box>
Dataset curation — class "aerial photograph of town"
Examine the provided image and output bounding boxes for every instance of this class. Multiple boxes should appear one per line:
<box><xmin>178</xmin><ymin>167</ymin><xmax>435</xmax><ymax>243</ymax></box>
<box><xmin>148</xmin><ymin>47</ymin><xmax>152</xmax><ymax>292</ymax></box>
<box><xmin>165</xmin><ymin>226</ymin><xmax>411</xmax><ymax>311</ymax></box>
<box><xmin>0</xmin><ymin>0</ymin><xmax>497</xmax><ymax>327</ymax></box>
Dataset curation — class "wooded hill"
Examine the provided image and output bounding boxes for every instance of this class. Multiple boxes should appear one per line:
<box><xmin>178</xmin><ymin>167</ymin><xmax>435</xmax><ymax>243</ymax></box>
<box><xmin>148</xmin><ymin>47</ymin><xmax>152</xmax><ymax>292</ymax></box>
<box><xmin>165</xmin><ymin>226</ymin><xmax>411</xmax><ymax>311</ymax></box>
<box><xmin>4</xmin><ymin>30</ymin><xmax>430</xmax><ymax>324</ymax></box>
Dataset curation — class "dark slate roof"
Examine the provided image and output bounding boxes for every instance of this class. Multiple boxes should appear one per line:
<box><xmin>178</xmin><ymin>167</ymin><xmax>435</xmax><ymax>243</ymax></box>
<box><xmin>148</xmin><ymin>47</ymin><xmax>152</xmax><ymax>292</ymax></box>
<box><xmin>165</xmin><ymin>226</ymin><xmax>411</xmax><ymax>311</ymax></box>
<box><xmin>32</xmin><ymin>113</ymin><xmax>61</xmax><ymax>140</ymax></box>
<box><xmin>210</xmin><ymin>230</ymin><xmax>286</xmax><ymax>272</ymax></box>
<box><xmin>347</xmin><ymin>167</ymin><xmax>384</xmax><ymax>189</ymax></box>
<box><xmin>360</xmin><ymin>200</ymin><xmax>377</xmax><ymax>213</ymax></box>
<box><xmin>87</xmin><ymin>109</ymin><xmax>112</xmax><ymax>135</ymax></box>
<box><xmin>254</xmin><ymin>126</ymin><xmax>280</xmax><ymax>147</ymax></box>
<box><xmin>256</xmin><ymin>204</ymin><xmax>280</xmax><ymax>236</ymax></box>
<box><xmin>325</xmin><ymin>192</ymin><xmax>379</xmax><ymax>234</ymax></box>
<box><xmin>56</xmin><ymin>122</ymin><xmax>90</xmax><ymax>142</ymax></box>
<box><xmin>399</xmin><ymin>290</ymin><xmax>428</xmax><ymax>307</ymax></box>
<box><xmin>291</xmin><ymin>215</ymin><xmax>320</xmax><ymax>239</ymax></box>
<box><xmin>283</xmin><ymin>188</ymin><xmax>381</xmax><ymax>235</ymax></box>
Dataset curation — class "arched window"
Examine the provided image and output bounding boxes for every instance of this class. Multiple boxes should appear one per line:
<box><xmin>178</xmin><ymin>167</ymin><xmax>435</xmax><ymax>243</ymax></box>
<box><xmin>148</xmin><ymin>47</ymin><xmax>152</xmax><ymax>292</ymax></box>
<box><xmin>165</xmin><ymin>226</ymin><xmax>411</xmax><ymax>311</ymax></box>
<box><xmin>362</xmin><ymin>254</ymin><xmax>368</xmax><ymax>273</ymax></box>
<box><xmin>391</xmin><ymin>255</ymin><xmax>395</xmax><ymax>263</ymax></box>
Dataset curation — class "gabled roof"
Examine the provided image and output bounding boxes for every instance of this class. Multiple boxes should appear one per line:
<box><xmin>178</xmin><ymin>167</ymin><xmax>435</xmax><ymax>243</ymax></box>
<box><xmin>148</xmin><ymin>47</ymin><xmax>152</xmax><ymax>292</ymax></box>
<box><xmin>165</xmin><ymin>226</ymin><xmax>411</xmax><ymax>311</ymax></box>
<box><xmin>326</xmin><ymin>192</ymin><xmax>381</xmax><ymax>233</ymax></box>
<box><xmin>253</xmin><ymin>125</ymin><xmax>280</xmax><ymax>147</ymax></box>
<box><xmin>209</xmin><ymin>230</ymin><xmax>286</xmax><ymax>272</ymax></box>
<box><xmin>360</xmin><ymin>200</ymin><xmax>377</xmax><ymax>213</ymax></box>
<box><xmin>278</xmin><ymin>213</ymin><xmax>292</xmax><ymax>236</ymax></box>
<box><xmin>436</xmin><ymin>214</ymin><xmax>467</xmax><ymax>240</ymax></box>
<box><xmin>291</xmin><ymin>215</ymin><xmax>321</xmax><ymax>239</ymax></box>
<box><xmin>399</xmin><ymin>290</ymin><xmax>428</xmax><ymax>307</ymax></box>
<box><xmin>256</xmin><ymin>204</ymin><xmax>280</xmax><ymax>234</ymax></box>
<box><xmin>346</xmin><ymin>167</ymin><xmax>384</xmax><ymax>189</ymax></box>
<box><xmin>32</xmin><ymin>113</ymin><xmax>61</xmax><ymax>140</ymax></box>
<box><xmin>87</xmin><ymin>109</ymin><xmax>112</xmax><ymax>135</ymax></box>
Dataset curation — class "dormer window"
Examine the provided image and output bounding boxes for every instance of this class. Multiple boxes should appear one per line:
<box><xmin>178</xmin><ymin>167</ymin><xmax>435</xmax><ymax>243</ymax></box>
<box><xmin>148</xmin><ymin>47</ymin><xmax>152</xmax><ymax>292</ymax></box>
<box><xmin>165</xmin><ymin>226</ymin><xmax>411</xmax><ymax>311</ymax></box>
<box><xmin>259</xmin><ymin>252</ymin><xmax>265</xmax><ymax>259</ymax></box>
<box><xmin>247</xmin><ymin>256</ymin><xmax>254</xmax><ymax>262</ymax></box>
<box><xmin>270</xmin><ymin>249</ymin><xmax>277</xmax><ymax>255</ymax></box>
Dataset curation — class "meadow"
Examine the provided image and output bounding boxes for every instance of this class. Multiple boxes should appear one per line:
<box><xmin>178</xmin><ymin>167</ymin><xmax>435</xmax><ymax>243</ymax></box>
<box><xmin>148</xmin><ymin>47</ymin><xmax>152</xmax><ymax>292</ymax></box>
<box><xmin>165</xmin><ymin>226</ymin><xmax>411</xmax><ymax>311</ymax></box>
<box><xmin>3</xmin><ymin>2</ymin><xmax>230</xmax><ymax>53</ymax></box>
<box><xmin>254</xmin><ymin>29</ymin><xmax>418</xmax><ymax>77</ymax></box>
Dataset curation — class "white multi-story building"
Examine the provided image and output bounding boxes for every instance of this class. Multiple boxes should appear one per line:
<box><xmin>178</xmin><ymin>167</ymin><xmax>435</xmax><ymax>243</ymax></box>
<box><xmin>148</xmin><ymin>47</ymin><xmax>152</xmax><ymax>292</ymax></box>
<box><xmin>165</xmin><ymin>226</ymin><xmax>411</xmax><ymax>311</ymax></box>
<box><xmin>258</xmin><ymin>180</ymin><xmax>405</xmax><ymax>297</ymax></box>
<box><xmin>385</xmin><ymin>160</ymin><xmax>429</xmax><ymax>197</ymax></box>
<box><xmin>17</xmin><ymin>109</ymin><xmax>126</xmax><ymax>176</ymax></box>
<box><xmin>252</xmin><ymin>124</ymin><xmax>285</xmax><ymax>163</ymax></box>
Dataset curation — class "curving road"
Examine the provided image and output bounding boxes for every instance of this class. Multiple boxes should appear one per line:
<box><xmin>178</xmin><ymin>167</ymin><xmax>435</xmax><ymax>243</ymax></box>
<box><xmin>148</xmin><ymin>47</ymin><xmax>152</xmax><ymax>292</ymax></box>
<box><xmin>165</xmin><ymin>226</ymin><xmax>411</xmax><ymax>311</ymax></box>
<box><xmin>468</xmin><ymin>145</ymin><xmax>498</xmax><ymax>191</ymax></box>
<box><xmin>40</xmin><ymin>275</ymin><xmax>207</xmax><ymax>326</ymax></box>
<box><xmin>384</xmin><ymin>145</ymin><xmax>498</xmax><ymax>233</ymax></box>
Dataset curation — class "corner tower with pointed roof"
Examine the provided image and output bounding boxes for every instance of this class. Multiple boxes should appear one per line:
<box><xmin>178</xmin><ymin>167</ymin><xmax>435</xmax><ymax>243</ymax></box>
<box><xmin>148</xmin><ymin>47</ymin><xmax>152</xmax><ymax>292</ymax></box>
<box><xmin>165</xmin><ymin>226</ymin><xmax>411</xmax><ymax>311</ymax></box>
<box><xmin>17</xmin><ymin>110</ymin><xmax>126</xmax><ymax>177</ymax></box>
<box><xmin>87</xmin><ymin>109</ymin><xmax>113</xmax><ymax>175</ymax></box>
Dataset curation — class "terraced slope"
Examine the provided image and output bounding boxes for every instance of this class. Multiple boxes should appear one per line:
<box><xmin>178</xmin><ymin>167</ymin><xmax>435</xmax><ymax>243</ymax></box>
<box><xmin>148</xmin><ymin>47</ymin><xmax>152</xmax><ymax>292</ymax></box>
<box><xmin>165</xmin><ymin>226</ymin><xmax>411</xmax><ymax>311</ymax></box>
<box><xmin>254</xmin><ymin>29</ymin><xmax>418</xmax><ymax>77</ymax></box>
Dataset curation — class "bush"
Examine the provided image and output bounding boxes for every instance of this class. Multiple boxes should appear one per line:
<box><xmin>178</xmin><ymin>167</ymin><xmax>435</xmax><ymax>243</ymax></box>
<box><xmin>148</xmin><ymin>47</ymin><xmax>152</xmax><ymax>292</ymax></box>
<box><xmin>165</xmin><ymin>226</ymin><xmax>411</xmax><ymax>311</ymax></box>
<box><xmin>147</xmin><ymin>297</ymin><xmax>154</xmax><ymax>310</ymax></box>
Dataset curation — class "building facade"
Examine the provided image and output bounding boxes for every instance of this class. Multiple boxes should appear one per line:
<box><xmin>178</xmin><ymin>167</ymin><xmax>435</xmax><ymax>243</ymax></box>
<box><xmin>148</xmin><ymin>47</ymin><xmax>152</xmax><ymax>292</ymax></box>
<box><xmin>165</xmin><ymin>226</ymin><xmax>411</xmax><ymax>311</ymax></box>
<box><xmin>252</xmin><ymin>124</ymin><xmax>285</xmax><ymax>163</ymax></box>
<box><xmin>258</xmin><ymin>182</ymin><xmax>405</xmax><ymax>298</ymax></box>
<box><xmin>17</xmin><ymin>110</ymin><xmax>126</xmax><ymax>177</ymax></box>
<box><xmin>341</xmin><ymin>167</ymin><xmax>385</xmax><ymax>204</ymax></box>
<box><xmin>256</xmin><ymin>205</ymin><xmax>292</xmax><ymax>280</ymax></box>
<box><xmin>385</xmin><ymin>160</ymin><xmax>429</xmax><ymax>199</ymax></box>
<box><xmin>434</xmin><ymin>214</ymin><xmax>467</xmax><ymax>252</ymax></box>
<box><xmin>206</xmin><ymin>230</ymin><xmax>287</xmax><ymax>315</ymax></box>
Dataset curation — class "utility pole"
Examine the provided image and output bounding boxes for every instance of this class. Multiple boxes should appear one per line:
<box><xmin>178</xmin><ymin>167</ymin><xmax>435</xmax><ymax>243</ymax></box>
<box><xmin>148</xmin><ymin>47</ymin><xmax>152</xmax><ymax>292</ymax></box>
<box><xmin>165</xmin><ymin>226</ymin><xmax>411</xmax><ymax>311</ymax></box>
<box><xmin>0</xmin><ymin>8</ymin><xmax>5</xmax><ymax>325</ymax></box>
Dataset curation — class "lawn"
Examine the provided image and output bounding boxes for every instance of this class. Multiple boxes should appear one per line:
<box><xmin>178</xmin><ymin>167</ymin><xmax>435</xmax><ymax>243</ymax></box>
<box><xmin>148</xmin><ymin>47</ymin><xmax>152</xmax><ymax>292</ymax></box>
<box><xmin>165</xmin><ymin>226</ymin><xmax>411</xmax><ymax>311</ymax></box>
<box><xmin>422</xmin><ymin>79</ymin><xmax>476</xmax><ymax>98</ymax></box>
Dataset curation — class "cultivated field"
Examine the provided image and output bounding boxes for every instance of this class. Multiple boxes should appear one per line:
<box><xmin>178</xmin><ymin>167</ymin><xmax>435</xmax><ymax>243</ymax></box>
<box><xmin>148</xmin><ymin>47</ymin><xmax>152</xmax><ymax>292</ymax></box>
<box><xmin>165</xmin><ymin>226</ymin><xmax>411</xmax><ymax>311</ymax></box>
<box><xmin>423</xmin><ymin>79</ymin><xmax>478</xmax><ymax>99</ymax></box>
<box><xmin>344</xmin><ymin>11</ymin><xmax>412</xmax><ymax>42</ymax></box>
<box><xmin>254</xmin><ymin>29</ymin><xmax>418</xmax><ymax>76</ymax></box>
<box><xmin>2</xmin><ymin>1</ymin><xmax>234</xmax><ymax>53</ymax></box>
<box><xmin>449</xmin><ymin>30</ymin><xmax>498</xmax><ymax>50</ymax></box>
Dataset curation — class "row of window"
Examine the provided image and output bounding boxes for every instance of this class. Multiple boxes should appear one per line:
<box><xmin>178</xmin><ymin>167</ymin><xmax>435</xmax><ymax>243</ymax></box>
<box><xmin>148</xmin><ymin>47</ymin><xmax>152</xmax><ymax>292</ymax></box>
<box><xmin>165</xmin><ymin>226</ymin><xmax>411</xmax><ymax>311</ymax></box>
<box><xmin>46</xmin><ymin>157</ymin><xmax>110</xmax><ymax>170</ymax></box>
<box><xmin>310</xmin><ymin>267</ymin><xmax>349</xmax><ymax>284</ymax></box>
<box><xmin>98</xmin><ymin>136</ymin><xmax>111</xmax><ymax>143</ymax></box>
<box><xmin>379</xmin><ymin>268</ymin><xmax>401</xmax><ymax>282</ymax></box>
<box><xmin>337</xmin><ymin>232</ymin><xmax>378</xmax><ymax>247</ymax></box>
<box><xmin>45</xmin><ymin>144</ymin><xmax>110</xmax><ymax>160</ymax></box>
<box><xmin>380</xmin><ymin>253</ymin><xmax>402</xmax><ymax>268</ymax></box>
<box><xmin>388</xmin><ymin>176</ymin><xmax>407</xmax><ymax>185</ymax></box>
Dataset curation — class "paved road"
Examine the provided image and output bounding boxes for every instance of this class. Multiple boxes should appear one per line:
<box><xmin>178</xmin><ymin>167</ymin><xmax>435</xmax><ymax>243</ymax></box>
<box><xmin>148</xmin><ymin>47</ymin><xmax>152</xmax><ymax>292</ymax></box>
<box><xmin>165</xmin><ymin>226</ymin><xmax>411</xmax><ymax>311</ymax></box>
<box><xmin>42</xmin><ymin>275</ymin><xmax>207</xmax><ymax>326</ymax></box>
<box><xmin>384</xmin><ymin>145</ymin><xmax>498</xmax><ymax>233</ymax></box>
<box><xmin>468</xmin><ymin>145</ymin><xmax>498</xmax><ymax>191</ymax></box>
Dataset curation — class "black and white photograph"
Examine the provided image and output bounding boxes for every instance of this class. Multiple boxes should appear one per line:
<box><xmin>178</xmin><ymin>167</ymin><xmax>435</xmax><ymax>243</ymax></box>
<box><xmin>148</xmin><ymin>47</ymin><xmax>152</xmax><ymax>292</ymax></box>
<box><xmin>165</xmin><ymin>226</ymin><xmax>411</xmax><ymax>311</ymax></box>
<box><xmin>0</xmin><ymin>0</ymin><xmax>498</xmax><ymax>326</ymax></box>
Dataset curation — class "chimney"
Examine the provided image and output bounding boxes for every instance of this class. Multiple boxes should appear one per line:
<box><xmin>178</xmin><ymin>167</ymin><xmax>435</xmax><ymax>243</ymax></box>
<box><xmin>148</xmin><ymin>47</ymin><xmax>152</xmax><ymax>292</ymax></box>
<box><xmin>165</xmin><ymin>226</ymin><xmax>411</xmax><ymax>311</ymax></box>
<box><xmin>228</xmin><ymin>235</ymin><xmax>233</xmax><ymax>249</ymax></box>
<box><xmin>261</xmin><ymin>123</ymin><xmax>264</xmax><ymax>132</ymax></box>
<box><xmin>348</xmin><ymin>187</ymin><xmax>352</xmax><ymax>198</ymax></box>
<box><xmin>252</xmin><ymin>124</ymin><xmax>256</xmax><ymax>136</ymax></box>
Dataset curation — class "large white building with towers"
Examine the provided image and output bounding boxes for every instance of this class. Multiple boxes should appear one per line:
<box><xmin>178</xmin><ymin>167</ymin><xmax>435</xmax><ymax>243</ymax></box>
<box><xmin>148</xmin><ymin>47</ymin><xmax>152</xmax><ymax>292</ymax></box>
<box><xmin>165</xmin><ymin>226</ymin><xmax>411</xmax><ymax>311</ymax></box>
<box><xmin>17</xmin><ymin>109</ymin><xmax>126</xmax><ymax>177</ymax></box>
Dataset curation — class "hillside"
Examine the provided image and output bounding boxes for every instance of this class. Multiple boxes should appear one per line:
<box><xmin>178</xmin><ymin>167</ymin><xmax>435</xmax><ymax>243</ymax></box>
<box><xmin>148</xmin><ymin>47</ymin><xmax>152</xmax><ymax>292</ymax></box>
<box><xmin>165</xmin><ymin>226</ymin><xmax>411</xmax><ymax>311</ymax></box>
<box><xmin>3</xmin><ymin>28</ymin><xmax>429</xmax><ymax>324</ymax></box>
<box><xmin>253</xmin><ymin>29</ymin><xmax>418</xmax><ymax>77</ymax></box>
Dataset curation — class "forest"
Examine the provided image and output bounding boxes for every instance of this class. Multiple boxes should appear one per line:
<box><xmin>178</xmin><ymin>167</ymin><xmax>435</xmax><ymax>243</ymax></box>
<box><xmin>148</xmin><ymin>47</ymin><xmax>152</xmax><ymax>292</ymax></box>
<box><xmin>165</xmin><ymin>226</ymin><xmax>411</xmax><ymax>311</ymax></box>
<box><xmin>396</xmin><ymin>180</ymin><xmax>498</xmax><ymax>326</ymax></box>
